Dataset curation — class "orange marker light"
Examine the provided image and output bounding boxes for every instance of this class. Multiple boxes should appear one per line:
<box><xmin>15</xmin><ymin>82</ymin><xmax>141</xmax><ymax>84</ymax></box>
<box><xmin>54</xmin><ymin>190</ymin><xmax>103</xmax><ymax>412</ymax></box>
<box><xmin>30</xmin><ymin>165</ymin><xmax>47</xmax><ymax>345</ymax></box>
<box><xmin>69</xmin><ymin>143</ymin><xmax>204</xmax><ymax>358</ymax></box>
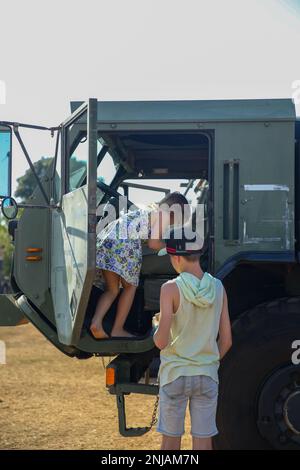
<box><xmin>106</xmin><ymin>367</ymin><xmax>116</xmax><ymax>387</ymax></box>
<box><xmin>26</xmin><ymin>248</ymin><xmax>43</xmax><ymax>253</ymax></box>
<box><xmin>25</xmin><ymin>256</ymin><xmax>43</xmax><ymax>262</ymax></box>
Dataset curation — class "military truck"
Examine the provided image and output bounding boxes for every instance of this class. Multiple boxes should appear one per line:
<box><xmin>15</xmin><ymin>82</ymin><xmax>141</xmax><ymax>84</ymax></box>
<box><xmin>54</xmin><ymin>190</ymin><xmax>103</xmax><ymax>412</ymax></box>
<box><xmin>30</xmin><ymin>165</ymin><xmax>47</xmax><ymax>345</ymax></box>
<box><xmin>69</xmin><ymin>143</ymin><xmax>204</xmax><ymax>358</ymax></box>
<box><xmin>0</xmin><ymin>98</ymin><xmax>300</xmax><ymax>449</ymax></box>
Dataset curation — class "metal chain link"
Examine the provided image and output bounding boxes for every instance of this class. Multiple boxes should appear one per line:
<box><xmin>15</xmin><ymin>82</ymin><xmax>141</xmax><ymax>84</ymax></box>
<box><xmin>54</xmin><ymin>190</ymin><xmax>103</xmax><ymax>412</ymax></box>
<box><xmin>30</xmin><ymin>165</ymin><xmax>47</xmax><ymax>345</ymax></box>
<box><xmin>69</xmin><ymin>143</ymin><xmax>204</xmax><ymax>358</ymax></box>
<box><xmin>149</xmin><ymin>394</ymin><xmax>159</xmax><ymax>430</ymax></box>
<box><xmin>101</xmin><ymin>356</ymin><xmax>159</xmax><ymax>432</ymax></box>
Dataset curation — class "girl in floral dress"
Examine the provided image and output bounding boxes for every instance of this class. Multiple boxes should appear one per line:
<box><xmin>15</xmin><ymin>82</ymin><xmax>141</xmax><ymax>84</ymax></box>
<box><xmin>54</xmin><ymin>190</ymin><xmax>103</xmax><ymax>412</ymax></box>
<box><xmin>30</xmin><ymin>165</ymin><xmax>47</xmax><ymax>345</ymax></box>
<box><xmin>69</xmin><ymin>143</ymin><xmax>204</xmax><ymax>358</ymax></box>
<box><xmin>90</xmin><ymin>192</ymin><xmax>190</xmax><ymax>339</ymax></box>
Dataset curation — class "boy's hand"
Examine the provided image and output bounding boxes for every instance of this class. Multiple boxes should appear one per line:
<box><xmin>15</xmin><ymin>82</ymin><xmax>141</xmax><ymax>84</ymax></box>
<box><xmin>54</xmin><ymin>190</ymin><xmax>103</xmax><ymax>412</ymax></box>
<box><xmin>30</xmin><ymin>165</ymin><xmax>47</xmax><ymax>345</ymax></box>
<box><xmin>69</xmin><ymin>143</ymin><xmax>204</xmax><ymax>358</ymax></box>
<box><xmin>152</xmin><ymin>312</ymin><xmax>161</xmax><ymax>328</ymax></box>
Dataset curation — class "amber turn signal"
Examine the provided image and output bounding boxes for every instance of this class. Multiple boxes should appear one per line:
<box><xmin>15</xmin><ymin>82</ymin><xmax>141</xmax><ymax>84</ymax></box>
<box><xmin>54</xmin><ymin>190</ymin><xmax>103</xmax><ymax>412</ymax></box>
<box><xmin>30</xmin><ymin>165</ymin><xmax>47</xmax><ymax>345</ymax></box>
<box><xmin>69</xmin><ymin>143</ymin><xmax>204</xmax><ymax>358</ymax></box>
<box><xmin>106</xmin><ymin>367</ymin><xmax>116</xmax><ymax>387</ymax></box>
<box><xmin>25</xmin><ymin>256</ymin><xmax>43</xmax><ymax>262</ymax></box>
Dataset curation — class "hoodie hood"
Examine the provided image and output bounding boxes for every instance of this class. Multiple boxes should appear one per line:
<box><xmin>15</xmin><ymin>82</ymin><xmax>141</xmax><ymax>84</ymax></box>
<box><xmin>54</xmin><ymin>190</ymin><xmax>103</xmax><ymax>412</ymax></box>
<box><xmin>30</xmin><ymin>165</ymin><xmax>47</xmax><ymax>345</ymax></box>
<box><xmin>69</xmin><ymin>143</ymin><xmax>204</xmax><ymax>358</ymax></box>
<box><xmin>176</xmin><ymin>272</ymin><xmax>216</xmax><ymax>308</ymax></box>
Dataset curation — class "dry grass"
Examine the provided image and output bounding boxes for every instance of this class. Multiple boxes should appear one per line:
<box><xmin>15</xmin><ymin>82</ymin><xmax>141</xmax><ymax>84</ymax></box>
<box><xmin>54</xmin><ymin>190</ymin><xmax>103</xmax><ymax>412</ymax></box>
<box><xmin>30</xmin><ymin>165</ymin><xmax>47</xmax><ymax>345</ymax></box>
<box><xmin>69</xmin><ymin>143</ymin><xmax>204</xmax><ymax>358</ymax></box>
<box><xmin>0</xmin><ymin>324</ymin><xmax>192</xmax><ymax>450</ymax></box>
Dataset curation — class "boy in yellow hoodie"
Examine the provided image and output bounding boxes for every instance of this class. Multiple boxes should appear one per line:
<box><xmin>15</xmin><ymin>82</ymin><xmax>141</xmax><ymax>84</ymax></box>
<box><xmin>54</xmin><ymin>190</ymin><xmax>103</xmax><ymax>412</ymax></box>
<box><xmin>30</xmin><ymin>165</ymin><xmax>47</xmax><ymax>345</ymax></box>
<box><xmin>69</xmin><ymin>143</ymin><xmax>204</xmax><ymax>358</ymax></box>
<box><xmin>153</xmin><ymin>227</ymin><xmax>232</xmax><ymax>451</ymax></box>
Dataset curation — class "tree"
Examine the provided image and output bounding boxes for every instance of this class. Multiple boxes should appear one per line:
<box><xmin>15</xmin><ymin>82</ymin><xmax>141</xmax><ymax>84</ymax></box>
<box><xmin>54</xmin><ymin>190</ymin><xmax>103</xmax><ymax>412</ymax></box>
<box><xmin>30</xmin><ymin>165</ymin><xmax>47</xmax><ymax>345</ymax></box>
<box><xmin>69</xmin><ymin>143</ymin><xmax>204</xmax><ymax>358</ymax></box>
<box><xmin>15</xmin><ymin>156</ymin><xmax>87</xmax><ymax>202</ymax></box>
<box><xmin>1</xmin><ymin>155</ymin><xmax>87</xmax><ymax>280</ymax></box>
<box><xmin>0</xmin><ymin>156</ymin><xmax>54</xmax><ymax>279</ymax></box>
<box><xmin>14</xmin><ymin>157</ymin><xmax>53</xmax><ymax>202</ymax></box>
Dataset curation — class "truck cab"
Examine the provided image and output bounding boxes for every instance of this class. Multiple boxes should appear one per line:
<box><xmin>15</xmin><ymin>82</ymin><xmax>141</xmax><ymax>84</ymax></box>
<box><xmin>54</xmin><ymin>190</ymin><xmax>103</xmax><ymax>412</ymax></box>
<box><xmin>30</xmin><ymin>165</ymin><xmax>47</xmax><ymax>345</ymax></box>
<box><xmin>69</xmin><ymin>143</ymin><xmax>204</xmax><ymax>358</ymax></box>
<box><xmin>1</xmin><ymin>98</ymin><xmax>300</xmax><ymax>449</ymax></box>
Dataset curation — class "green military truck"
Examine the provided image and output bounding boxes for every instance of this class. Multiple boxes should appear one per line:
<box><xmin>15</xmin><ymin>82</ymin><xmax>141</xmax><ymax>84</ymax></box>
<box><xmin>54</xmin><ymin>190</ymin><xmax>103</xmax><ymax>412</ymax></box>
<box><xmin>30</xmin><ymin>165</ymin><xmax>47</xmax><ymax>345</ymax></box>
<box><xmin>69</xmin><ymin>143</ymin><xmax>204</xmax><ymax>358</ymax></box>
<box><xmin>0</xmin><ymin>98</ymin><xmax>300</xmax><ymax>449</ymax></box>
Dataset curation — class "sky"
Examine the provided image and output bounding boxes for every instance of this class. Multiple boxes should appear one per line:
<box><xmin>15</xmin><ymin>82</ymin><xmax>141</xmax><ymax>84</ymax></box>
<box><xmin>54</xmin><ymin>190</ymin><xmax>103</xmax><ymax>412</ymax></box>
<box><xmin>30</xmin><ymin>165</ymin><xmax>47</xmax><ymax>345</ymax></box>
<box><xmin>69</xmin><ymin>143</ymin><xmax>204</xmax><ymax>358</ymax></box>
<box><xmin>0</xmin><ymin>0</ymin><xmax>300</xmax><ymax>195</ymax></box>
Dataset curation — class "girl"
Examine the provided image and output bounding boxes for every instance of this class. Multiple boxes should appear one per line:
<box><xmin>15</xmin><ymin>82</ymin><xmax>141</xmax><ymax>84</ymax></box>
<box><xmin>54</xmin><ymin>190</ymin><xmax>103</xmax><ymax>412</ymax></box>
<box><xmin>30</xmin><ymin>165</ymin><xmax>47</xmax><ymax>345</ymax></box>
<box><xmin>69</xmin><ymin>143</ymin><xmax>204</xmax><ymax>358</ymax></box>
<box><xmin>90</xmin><ymin>192</ymin><xmax>190</xmax><ymax>339</ymax></box>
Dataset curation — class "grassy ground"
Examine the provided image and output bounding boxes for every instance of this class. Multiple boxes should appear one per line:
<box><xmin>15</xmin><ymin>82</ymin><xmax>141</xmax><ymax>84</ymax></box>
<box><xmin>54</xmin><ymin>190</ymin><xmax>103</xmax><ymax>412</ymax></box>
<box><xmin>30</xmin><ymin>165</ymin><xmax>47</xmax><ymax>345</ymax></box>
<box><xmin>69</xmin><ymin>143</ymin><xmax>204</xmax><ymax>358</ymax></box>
<box><xmin>0</xmin><ymin>324</ymin><xmax>192</xmax><ymax>450</ymax></box>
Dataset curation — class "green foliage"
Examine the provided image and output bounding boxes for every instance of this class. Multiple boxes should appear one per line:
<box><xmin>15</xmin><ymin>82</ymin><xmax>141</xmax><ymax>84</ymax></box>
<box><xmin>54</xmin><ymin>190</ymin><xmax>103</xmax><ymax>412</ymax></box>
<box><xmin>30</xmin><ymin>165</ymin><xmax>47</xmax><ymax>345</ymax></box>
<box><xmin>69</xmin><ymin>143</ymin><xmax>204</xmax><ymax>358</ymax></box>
<box><xmin>0</xmin><ymin>155</ymin><xmax>89</xmax><ymax>279</ymax></box>
<box><xmin>15</xmin><ymin>156</ymin><xmax>87</xmax><ymax>202</ymax></box>
<box><xmin>14</xmin><ymin>157</ymin><xmax>53</xmax><ymax>202</ymax></box>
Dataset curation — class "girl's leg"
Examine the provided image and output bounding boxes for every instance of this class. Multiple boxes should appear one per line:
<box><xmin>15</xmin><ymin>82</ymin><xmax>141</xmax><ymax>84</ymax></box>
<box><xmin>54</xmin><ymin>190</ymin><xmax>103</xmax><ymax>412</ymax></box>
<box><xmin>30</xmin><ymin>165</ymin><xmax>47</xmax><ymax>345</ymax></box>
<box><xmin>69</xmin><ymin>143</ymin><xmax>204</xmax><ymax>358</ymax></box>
<box><xmin>110</xmin><ymin>277</ymin><xmax>137</xmax><ymax>337</ymax></box>
<box><xmin>90</xmin><ymin>270</ymin><xmax>120</xmax><ymax>339</ymax></box>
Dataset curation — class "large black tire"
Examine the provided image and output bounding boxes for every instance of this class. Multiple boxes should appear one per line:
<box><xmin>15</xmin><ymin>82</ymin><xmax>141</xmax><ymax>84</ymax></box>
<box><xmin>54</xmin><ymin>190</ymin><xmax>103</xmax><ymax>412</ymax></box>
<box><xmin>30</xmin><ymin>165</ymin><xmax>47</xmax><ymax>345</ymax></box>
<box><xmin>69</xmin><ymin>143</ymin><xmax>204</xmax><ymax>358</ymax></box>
<box><xmin>215</xmin><ymin>297</ymin><xmax>300</xmax><ymax>450</ymax></box>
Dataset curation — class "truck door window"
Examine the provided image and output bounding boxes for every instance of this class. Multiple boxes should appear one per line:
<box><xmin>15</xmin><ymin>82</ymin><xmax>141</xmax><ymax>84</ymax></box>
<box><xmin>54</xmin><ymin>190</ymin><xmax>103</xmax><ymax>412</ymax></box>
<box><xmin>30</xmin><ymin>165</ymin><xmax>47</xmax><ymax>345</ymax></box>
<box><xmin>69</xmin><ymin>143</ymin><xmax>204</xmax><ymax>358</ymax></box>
<box><xmin>67</xmin><ymin>111</ymin><xmax>88</xmax><ymax>192</ymax></box>
<box><xmin>0</xmin><ymin>127</ymin><xmax>11</xmax><ymax>197</ymax></box>
<box><xmin>68</xmin><ymin>135</ymin><xmax>118</xmax><ymax>193</ymax></box>
<box><xmin>69</xmin><ymin>137</ymin><xmax>88</xmax><ymax>192</ymax></box>
<box><xmin>97</xmin><ymin>143</ymin><xmax>117</xmax><ymax>185</ymax></box>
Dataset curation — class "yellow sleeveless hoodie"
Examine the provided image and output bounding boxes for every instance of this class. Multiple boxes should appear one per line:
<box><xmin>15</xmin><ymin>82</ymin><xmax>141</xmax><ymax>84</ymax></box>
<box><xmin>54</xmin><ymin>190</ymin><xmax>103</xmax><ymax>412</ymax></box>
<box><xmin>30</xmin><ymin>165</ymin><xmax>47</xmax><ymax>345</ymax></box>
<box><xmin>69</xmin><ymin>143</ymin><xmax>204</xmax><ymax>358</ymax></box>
<box><xmin>158</xmin><ymin>272</ymin><xmax>224</xmax><ymax>387</ymax></box>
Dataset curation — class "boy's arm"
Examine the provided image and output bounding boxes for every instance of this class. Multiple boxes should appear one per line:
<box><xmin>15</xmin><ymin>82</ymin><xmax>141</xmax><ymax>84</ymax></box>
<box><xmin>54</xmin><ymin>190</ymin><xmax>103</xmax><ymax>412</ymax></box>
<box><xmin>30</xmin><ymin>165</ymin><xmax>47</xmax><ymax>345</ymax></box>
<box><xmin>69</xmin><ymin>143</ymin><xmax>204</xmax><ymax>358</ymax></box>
<box><xmin>153</xmin><ymin>282</ymin><xmax>176</xmax><ymax>350</ymax></box>
<box><xmin>218</xmin><ymin>287</ymin><xmax>232</xmax><ymax>359</ymax></box>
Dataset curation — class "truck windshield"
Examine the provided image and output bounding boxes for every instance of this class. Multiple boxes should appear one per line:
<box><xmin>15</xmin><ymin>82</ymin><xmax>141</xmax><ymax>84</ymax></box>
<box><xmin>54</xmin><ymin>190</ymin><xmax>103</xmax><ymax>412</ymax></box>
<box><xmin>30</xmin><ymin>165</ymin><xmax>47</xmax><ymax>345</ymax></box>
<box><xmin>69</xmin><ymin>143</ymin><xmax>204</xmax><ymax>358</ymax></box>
<box><xmin>69</xmin><ymin>135</ymin><xmax>117</xmax><ymax>191</ymax></box>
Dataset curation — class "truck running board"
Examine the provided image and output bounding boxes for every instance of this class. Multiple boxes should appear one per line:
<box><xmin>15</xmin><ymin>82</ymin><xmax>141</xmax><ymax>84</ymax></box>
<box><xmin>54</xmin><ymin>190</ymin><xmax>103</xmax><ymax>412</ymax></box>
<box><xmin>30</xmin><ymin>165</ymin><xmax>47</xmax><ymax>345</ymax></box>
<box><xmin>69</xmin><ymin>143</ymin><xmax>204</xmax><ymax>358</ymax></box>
<box><xmin>115</xmin><ymin>383</ymin><xmax>159</xmax><ymax>437</ymax></box>
<box><xmin>106</xmin><ymin>352</ymin><xmax>159</xmax><ymax>436</ymax></box>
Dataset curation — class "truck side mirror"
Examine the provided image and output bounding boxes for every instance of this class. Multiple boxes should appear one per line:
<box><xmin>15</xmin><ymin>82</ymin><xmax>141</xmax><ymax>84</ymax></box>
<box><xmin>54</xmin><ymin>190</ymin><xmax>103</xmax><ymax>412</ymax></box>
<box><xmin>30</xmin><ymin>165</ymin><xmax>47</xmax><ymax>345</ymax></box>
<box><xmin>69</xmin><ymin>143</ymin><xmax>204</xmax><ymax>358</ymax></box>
<box><xmin>0</xmin><ymin>125</ymin><xmax>12</xmax><ymax>198</ymax></box>
<box><xmin>1</xmin><ymin>197</ymin><xmax>18</xmax><ymax>220</ymax></box>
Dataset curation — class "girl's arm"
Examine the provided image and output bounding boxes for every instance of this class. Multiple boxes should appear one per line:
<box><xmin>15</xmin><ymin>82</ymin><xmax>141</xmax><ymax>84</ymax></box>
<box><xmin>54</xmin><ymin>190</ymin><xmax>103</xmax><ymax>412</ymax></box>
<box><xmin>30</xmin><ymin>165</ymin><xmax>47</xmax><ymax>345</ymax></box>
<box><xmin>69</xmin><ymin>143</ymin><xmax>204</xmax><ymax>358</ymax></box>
<box><xmin>218</xmin><ymin>288</ymin><xmax>232</xmax><ymax>359</ymax></box>
<box><xmin>147</xmin><ymin>238</ymin><xmax>165</xmax><ymax>250</ymax></box>
<box><xmin>147</xmin><ymin>212</ymin><xmax>165</xmax><ymax>250</ymax></box>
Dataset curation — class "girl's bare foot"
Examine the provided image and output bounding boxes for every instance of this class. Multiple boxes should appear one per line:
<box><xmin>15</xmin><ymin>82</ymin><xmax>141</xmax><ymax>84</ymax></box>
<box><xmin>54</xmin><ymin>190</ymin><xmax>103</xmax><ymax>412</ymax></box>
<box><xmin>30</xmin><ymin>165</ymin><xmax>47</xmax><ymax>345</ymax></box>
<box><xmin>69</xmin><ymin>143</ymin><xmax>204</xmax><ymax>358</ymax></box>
<box><xmin>111</xmin><ymin>328</ymin><xmax>135</xmax><ymax>338</ymax></box>
<box><xmin>90</xmin><ymin>323</ymin><xmax>109</xmax><ymax>339</ymax></box>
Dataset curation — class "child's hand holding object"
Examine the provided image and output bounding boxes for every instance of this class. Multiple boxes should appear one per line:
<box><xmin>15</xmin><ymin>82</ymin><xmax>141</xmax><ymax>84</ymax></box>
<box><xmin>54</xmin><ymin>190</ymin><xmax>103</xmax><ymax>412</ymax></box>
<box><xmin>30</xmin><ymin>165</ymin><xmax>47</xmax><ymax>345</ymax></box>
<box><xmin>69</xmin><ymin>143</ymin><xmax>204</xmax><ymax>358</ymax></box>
<box><xmin>153</xmin><ymin>312</ymin><xmax>161</xmax><ymax>328</ymax></box>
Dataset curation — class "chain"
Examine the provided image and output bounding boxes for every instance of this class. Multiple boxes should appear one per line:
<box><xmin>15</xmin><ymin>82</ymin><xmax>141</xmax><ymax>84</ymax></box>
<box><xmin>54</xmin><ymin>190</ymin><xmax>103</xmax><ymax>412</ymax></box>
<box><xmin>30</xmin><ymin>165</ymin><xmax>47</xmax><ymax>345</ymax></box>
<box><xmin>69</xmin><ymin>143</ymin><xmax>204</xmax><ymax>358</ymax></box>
<box><xmin>149</xmin><ymin>394</ymin><xmax>159</xmax><ymax>430</ymax></box>
<box><xmin>100</xmin><ymin>356</ymin><xmax>159</xmax><ymax>432</ymax></box>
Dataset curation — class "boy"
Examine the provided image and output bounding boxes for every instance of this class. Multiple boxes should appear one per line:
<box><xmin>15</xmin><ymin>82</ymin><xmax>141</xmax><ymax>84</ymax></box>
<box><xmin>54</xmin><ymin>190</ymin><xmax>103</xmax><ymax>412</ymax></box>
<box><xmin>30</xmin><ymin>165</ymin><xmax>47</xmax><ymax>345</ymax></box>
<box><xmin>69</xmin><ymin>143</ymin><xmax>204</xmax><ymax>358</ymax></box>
<box><xmin>153</xmin><ymin>227</ymin><xmax>232</xmax><ymax>451</ymax></box>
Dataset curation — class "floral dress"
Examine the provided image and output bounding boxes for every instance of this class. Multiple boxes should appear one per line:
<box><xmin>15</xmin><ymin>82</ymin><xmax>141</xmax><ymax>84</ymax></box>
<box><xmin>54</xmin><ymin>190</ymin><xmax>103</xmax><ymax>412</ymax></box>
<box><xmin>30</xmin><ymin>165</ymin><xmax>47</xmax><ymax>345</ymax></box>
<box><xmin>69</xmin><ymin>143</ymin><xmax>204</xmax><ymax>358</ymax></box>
<box><xmin>96</xmin><ymin>208</ymin><xmax>151</xmax><ymax>287</ymax></box>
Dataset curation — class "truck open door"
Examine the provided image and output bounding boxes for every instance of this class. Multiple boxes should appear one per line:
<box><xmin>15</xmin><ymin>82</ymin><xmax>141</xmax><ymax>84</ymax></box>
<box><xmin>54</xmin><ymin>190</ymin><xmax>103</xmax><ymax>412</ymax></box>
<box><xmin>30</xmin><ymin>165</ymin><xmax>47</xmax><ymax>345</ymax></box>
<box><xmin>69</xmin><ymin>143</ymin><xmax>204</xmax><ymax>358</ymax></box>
<box><xmin>51</xmin><ymin>99</ymin><xmax>98</xmax><ymax>346</ymax></box>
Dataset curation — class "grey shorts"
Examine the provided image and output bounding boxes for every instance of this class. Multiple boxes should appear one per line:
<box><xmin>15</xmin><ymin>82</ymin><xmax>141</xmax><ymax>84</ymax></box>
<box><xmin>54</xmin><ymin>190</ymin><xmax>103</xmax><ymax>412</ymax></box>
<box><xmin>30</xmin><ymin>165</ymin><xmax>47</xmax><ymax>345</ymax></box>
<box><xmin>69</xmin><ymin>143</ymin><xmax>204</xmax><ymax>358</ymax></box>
<box><xmin>157</xmin><ymin>375</ymin><xmax>218</xmax><ymax>438</ymax></box>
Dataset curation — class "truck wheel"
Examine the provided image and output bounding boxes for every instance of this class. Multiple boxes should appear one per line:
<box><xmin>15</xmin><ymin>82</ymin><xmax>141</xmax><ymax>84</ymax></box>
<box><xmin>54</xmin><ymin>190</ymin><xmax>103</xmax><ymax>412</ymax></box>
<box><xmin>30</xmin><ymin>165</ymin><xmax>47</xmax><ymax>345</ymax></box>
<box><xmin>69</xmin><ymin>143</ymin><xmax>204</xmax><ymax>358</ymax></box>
<box><xmin>215</xmin><ymin>297</ymin><xmax>300</xmax><ymax>450</ymax></box>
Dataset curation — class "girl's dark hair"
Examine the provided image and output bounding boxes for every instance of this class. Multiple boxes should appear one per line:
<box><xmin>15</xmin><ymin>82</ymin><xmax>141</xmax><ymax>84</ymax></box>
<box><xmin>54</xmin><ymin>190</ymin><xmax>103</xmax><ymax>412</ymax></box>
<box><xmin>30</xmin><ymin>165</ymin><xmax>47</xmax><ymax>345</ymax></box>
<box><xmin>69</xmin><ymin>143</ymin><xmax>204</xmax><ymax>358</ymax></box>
<box><xmin>159</xmin><ymin>191</ymin><xmax>189</xmax><ymax>209</ymax></box>
<box><xmin>158</xmin><ymin>192</ymin><xmax>191</xmax><ymax>223</ymax></box>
